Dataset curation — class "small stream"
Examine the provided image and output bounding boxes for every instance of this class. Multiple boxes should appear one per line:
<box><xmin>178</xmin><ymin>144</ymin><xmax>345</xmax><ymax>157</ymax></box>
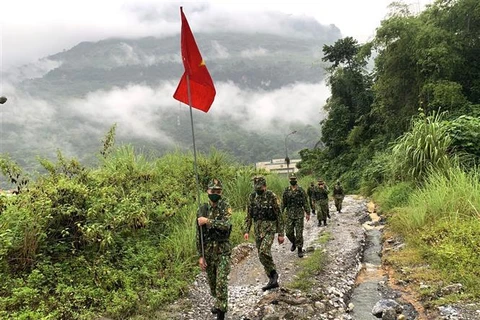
<box><xmin>349</xmin><ymin>228</ymin><xmax>385</xmax><ymax>319</ymax></box>
<box><xmin>349</xmin><ymin>202</ymin><xmax>418</xmax><ymax>320</ymax></box>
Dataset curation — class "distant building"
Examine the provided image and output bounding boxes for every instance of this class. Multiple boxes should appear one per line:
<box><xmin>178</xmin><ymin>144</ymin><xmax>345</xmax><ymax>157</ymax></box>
<box><xmin>255</xmin><ymin>158</ymin><xmax>300</xmax><ymax>175</ymax></box>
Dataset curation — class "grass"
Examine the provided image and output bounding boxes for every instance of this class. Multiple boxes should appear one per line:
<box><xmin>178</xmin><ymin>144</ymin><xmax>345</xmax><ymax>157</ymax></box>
<box><xmin>378</xmin><ymin>166</ymin><xmax>480</xmax><ymax>304</ymax></box>
<box><xmin>287</xmin><ymin>232</ymin><xmax>330</xmax><ymax>293</ymax></box>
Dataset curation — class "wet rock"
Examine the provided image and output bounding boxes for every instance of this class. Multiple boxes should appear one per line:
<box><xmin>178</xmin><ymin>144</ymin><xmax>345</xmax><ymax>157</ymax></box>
<box><xmin>372</xmin><ymin>299</ymin><xmax>402</xmax><ymax>317</ymax></box>
<box><xmin>438</xmin><ymin>305</ymin><xmax>459</xmax><ymax>318</ymax></box>
<box><xmin>381</xmin><ymin>307</ymin><xmax>397</xmax><ymax>320</ymax></box>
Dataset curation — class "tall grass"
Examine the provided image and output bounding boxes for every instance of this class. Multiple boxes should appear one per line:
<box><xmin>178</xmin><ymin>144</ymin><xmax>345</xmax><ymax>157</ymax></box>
<box><xmin>389</xmin><ymin>111</ymin><xmax>453</xmax><ymax>182</ymax></box>
<box><xmin>373</xmin><ymin>181</ymin><xmax>414</xmax><ymax>214</ymax></box>
<box><xmin>387</xmin><ymin>166</ymin><xmax>480</xmax><ymax>296</ymax></box>
<box><xmin>223</xmin><ymin>168</ymin><xmax>256</xmax><ymax>211</ymax></box>
<box><xmin>390</xmin><ymin>166</ymin><xmax>480</xmax><ymax>235</ymax></box>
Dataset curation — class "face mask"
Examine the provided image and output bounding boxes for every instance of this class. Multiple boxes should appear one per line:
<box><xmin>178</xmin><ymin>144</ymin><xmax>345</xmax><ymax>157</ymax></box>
<box><xmin>208</xmin><ymin>194</ymin><xmax>221</xmax><ymax>203</ymax></box>
<box><xmin>256</xmin><ymin>189</ymin><xmax>265</xmax><ymax>196</ymax></box>
<box><xmin>290</xmin><ymin>181</ymin><xmax>297</xmax><ymax>186</ymax></box>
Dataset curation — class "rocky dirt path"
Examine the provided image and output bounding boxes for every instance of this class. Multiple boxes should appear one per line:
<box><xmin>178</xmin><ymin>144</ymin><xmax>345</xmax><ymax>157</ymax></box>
<box><xmin>162</xmin><ymin>196</ymin><xmax>367</xmax><ymax>320</ymax></box>
<box><xmin>160</xmin><ymin>195</ymin><xmax>480</xmax><ymax>320</ymax></box>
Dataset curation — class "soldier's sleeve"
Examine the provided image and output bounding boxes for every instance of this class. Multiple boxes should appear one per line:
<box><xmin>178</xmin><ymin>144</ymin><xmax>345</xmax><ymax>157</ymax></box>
<box><xmin>281</xmin><ymin>189</ymin><xmax>287</xmax><ymax>213</ymax></box>
<box><xmin>272</xmin><ymin>192</ymin><xmax>284</xmax><ymax>237</ymax></box>
<box><xmin>243</xmin><ymin>194</ymin><xmax>253</xmax><ymax>234</ymax></box>
<box><xmin>302</xmin><ymin>189</ymin><xmax>310</xmax><ymax>212</ymax></box>
<box><xmin>208</xmin><ymin>200</ymin><xmax>232</xmax><ymax>231</ymax></box>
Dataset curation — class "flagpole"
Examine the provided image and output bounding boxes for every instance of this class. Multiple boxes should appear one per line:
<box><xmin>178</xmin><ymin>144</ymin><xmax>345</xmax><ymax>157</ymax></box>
<box><xmin>187</xmin><ymin>74</ymin><xmax>205</xmax><ymax>259</ymax></box>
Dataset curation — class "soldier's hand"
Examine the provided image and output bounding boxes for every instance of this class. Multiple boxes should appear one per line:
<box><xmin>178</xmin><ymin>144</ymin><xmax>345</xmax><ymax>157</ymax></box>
<box><xmin>197</xmin><ymin>217</ymin><xmax>209</xmax><ymax>226</ymax></box>
<box><xmin>305</xmin><ymin>213</ymin><xmax>310</xmax><ymax>222</ymax></box>
<box><xmin>199</xmin><ymin>257</ymin><xmax>207</xmax><ymax>271</ymax></box>
<box><xmin>243</xmin><ymin>233</ymin><xmax>249</xmax><ymax>241</ymax></box>
<box><xmin>277</xmin><ymin>235</ymin><xmax>285</xmax><ymax>244</ymax></box>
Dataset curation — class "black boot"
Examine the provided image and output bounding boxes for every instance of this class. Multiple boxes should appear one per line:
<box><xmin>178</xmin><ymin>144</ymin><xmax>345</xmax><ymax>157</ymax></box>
<box><xmin>216</xmin><ymin>310</ymin><xmax>225</xmax><ymax>320</ymax></box>
<box><xmin>211</xmin><ymin>307</ymin><xmax>220</xmax><ymax>314</ymax></box>
<box><xmin>323</xmin><ymin>220</ymin><xmax>327</xmax><ymax>226</ymax></box>
<box><xmin>262</xmin><ymin>270</ymin><xmax>279</xmax><ymax>291</ymax></box>
<box><xmin>298</xmin><ymin>246</ymin><xmax>304</xmax><ymax>258</ymax></box>
<box><xmin>290</xmin><ymin>239</ymin><xmax>296</xmax><ymax>252</ymax></box>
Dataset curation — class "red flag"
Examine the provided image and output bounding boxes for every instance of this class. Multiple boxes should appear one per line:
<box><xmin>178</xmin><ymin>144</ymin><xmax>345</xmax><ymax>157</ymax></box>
<box><xmin>173</xmin><ymin>7</ymin><xmax>216</xmax><ymax>113</ymax></box>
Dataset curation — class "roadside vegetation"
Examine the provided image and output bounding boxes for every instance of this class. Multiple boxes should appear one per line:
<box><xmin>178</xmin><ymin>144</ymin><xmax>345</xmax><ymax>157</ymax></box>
<box><xmin>298</xmin><ymin>0</ymin><xmax>480</xmax><ymax>311</ymax></box>
<box><xmin>0</xmin><ymin>126</ymin><xmax>317</xmax><ymax>319</ymax></box>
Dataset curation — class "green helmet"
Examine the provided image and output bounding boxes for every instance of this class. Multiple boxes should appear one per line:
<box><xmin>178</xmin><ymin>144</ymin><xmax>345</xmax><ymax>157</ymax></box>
<box><xmin>208</xmin><ymin>178</ymin><xmax>223</xmax><ymax>190</ymax></box>
<box><xmin>289</xmin><ymin>173</ymin><xmax>297</xmax><ymax>180</ymax></box>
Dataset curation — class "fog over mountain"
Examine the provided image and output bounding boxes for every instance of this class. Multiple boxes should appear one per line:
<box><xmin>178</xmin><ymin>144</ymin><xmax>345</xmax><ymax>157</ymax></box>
<box><xmin>0</xmin><ymin>9</ymin><xmax>340</xmax><ymax>171</ymax></box>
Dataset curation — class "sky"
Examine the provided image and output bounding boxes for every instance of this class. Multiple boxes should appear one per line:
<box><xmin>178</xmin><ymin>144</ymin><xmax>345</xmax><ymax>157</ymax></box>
<box><xmin>1</xmin><ymin>0</ymin><xmax>434</xmax><ymax>69</ymax></box>
<box><xmin>0</xmin><ymin>0</ymin><xmax>434</xmax><ymax>160</ymax></box>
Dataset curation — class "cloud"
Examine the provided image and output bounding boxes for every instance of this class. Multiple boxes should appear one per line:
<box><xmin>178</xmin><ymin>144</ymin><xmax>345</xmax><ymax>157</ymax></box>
<box><xmin>67</xmin><ymin>84</ymin><xmax>177</xmax><ymax>144</ymax></box>
<box><xmin>212</xmin><ymin>81</ymin><xmax>329</xmax><ymax>132</ymax></box>
<box><xmin>240</xmin><ymin>48</ymin><xmax>268</xmax><ymax>59</ymax></box>
<box><xmin>0</xmin><ymin>78</ymin><xmax>329</xmax><ymax>157</ymax></box>
<box><xmin>65</xmin><ymin>79</ymin><xmax>329</xmax><ymax>137</ymax></box>
<box><xmin>1</xmin><ymin>0</ymin><xmax>337</xmax><ymax>69</ymax></box>
<box><xmin>211</xmin><ymin>41</ymin><xmax>230</xmax><ymax>59</ymax></box>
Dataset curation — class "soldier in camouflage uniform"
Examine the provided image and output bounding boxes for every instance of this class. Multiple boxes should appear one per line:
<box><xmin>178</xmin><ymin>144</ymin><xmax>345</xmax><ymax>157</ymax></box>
<box><xmin>312</xmin><ymin>179</ymin><xmax>330</xmax><ymax>227</ymax></box>
<box><xmin>196</xmin><ymin>178</ymin><xmax>232</xmax><ymax>320</ymax></box>
<box><xmin>282</xmin><ymin>173</ymin><xmax>310</xmax><ymax>258</ymax></box>
<box><xmin>306</xmin><ymin>181</ymin><xmax>315</xmax><ymax>215</ymax></box>
<box><xmin>333</xmin><ymin>180</ymin><xmax>345</xmax><ymax>213</ymax></box>
<box><xmin>243</xmin><ymin>175</ymin><xmax>285</xmax><ymax>291</ymax></box>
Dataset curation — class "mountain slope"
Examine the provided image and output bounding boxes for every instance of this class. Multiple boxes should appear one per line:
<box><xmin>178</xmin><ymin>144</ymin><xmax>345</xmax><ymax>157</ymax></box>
<box><xmin>3</xmin><ymin>25</ymin><xmax>340</xmax><ymax>171</ymax></box>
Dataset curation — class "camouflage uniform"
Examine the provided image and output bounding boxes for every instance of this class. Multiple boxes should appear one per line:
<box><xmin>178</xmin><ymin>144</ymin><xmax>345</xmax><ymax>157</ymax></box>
<box><xmin>244</xmin><ymin>176</ymin><xmax>284</xmax><ymax>289</ymax></box>
<box><xmin>306</xmin><ymin>182</ymin><xmax>315</xmax><ymax>214</ymax></box>
<box><xmin>282</xmin><ymin>173</ymin><xmax>310</xmax><ymax>257</ymax></box>
<box><xmin>312</xmin><ymin>180</ymin><xmax>329</xmax><ymax>226</ymax></box>
<box><xmin>196</xmin><ymin>180</ymin><xmax>232</xmax><ymax>315</ymax></box>
<box><xmin>333</xmin><ymin>181</ymin><xmax>345</xmax><ymax>213</ymax></box>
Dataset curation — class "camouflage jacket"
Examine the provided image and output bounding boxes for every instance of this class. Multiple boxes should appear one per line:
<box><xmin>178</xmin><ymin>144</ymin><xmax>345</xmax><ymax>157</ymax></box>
<box><xmin>312</xmin><ymin>185</ymin><xmax>329</xmax><ymax>201</ymax></box>
<box><xmin>196</xmin><ymin>199</ymin><xmax>232</xmax><ymax>257</ymax></box>
<box><xmin>244</xmin><ymin>190</ymin><xmax>284</xmax><ymax>236</ymax></box>
<box><xmin>333</xmin><ymin>185</ymin><xmax>345</xmax><ymax>199</ymax></box>
<box><xmin>282</xmin><ymin>186</ymin><xmax>310</xmax><ymax>217</ymax></box>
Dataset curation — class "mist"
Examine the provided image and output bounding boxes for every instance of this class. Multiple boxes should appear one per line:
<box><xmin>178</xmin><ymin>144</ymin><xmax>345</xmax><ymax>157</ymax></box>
<box><xmin>0</xmin><ymin>81</ymin><xmax>329</xmax><ymax>159</ymax></box>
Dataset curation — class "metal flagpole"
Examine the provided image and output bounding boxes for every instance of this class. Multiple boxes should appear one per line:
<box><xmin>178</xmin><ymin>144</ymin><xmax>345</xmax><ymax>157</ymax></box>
<box><xmin>186</xmin><ymin>74</ymin><xmax>205</xmax><ymax>259</ymax></box>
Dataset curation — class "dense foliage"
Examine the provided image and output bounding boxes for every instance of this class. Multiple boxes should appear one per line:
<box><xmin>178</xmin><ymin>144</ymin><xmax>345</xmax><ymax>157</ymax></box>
<box><xmin>0</xmin><ymin>131</ymin><xmax>267</xmax><ymax>319</ymax></box>
<box><xmin>299</xmin><ymin>0</ymin><xmax>480</xmax><ymax>191</ymax></box>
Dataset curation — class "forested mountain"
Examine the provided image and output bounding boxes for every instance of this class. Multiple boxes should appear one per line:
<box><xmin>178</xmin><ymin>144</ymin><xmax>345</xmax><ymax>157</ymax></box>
<box><xmin>2</xmin><ymin>23</ymin><xmax>341</xmax><ymax>173</ymax></box>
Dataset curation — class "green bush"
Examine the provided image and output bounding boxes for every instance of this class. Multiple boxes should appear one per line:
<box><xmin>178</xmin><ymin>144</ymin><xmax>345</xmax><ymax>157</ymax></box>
<box><xmin>0</xmin><ymin>142</ymin><xmax>248</xmax><ymax>319</ymax></box>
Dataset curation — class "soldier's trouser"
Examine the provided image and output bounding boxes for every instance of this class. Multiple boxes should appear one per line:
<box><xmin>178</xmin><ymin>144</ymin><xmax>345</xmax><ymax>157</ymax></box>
<box><xmin>315</xmin><ymin>200</ymin><xmax>329</xmax><ymax>223</ymax></box>
<box><xmin>205</xmin><ymin>251</ymin><xmax>231</xmax><ymax>312</ymax></box>
<box><xmin>334</xmin><ymin>198</ymin><xmax>343</xmax><ymax>211</ymax></box>
<box><xmin>255</xmin><ymin>232</ymin><xmax>276</xmax><ymax>276</ymax></box>
<box><xmin>286</xmin><ymin>216</ymin><xmax>304</xmax><ymax>248</ymax></box>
